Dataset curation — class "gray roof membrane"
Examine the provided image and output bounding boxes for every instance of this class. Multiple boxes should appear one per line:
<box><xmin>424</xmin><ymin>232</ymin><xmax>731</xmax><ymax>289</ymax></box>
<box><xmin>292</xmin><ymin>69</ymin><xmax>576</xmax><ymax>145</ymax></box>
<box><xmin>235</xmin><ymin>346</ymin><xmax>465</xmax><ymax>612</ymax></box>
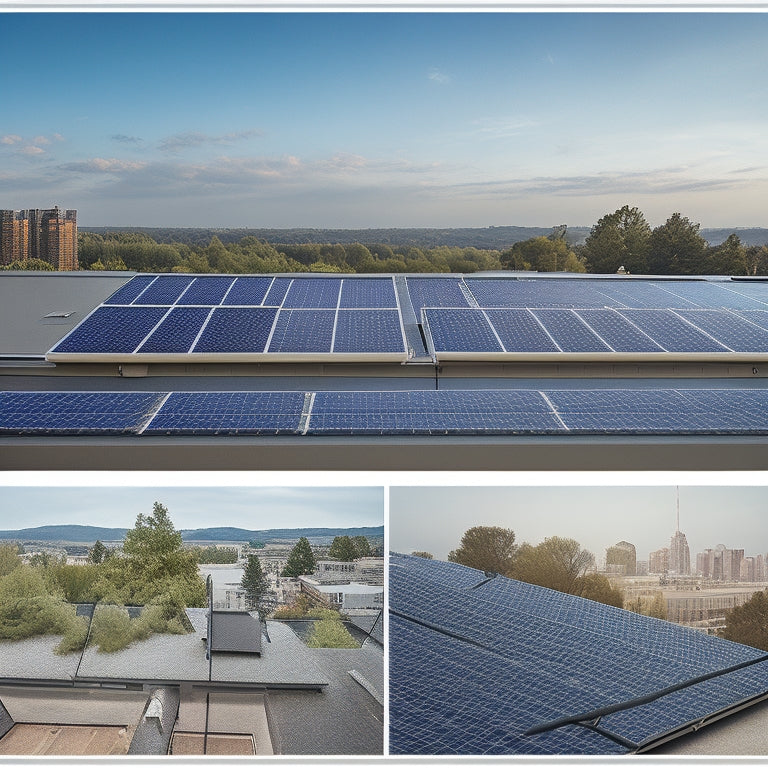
<box><xmin>389</xmin><ymin>552</ymin><xmax>768</xmax><ymax>755</ymax></box>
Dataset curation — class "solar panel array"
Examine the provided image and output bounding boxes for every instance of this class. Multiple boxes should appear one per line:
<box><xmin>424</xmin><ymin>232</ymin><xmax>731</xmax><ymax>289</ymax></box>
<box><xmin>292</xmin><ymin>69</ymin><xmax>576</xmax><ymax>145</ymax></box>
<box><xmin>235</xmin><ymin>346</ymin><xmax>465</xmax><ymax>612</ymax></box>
<box><xmin>49</xmin><ymin>275</ymin><xmax>406</xmax><ymax>358</ymax></box>
<box><xmin>46</xmin><ymin>274</ymin><xmax>768</xmax><ymax>362</ymax></box>
<box><xmin>389</xmin><ymin>553</ymin><xmax>768</xmax><ymax>755</ymax></box>
<box><xmin>3</xmin><ymin>388</ymin><xmax>768</xmax><ymax>436</ymax></box>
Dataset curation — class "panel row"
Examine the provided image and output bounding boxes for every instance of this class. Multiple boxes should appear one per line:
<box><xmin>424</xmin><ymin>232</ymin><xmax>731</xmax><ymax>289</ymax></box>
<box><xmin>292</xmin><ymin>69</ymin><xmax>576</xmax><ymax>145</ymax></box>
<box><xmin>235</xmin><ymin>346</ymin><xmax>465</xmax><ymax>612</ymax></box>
<box><xmin>4</xmin><ymin>388</ymin><xmax>768</xmax><ymax>435</ymax></box>
<box><xmin>49</xmin><ymin>307</ymin><xmax>407</xmax><ymax>356</ymax></box>
<box><xmin>104</xmin><ymin>274</ymin><xmax>399</xmax><ymax>309</ymax></box>
<box><xmin>423</xmin><ymin>307</ymin><xmax>768</xmax><ymax>355</ymax></box>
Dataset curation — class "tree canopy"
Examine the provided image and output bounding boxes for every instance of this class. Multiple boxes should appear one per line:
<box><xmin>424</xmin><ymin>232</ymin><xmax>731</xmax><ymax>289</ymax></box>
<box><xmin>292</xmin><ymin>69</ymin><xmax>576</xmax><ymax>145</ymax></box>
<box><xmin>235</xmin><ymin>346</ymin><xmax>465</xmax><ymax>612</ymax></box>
<box><xmin>582</xmin><ymin>205</ymin><xmax>651</xmax><ymax>274</ymax></box>
<box><xmin>512</xmin><ymin>536</ymin><xmax>595</xmax><ymax>595</ymax></box>
<box><xmin>720</xmin><ymin>589</ymin><xmax>768</xmax><ymax>650</ymax></box>
<box><xmin>648</xmin><ymin>212</ymin><xmax>708</xmax><ymax>274</ymax></box>
<box><xmin>447</xmin><ymin>526</ymin><xmax>518</xmax><ymax>575</ymax></box>
<box><xmin>282</xmin><ymin>537</ymin><xmax>317</xmax><ymax>577</ymax></box>
<box><xmin>241</xmin><ymin>555</ymin><xmax>269</xmax><ymax>611</ymax></box>
<box><xmin>328</xmin><ymin>536</ymin><xmax>359</xmax><ymax>563</ymax></box>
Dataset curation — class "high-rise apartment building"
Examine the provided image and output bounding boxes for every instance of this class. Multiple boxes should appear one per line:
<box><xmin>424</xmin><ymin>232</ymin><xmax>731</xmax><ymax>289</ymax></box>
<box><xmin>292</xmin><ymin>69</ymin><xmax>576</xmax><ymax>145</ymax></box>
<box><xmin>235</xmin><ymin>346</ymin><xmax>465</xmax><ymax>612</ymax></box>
<box><xmin>649</xmin><ymin>547</ymin><xmax>669</xmax><ymax>574</ymax></box>
<box><xmin>605</xmin><ymin>540</ymin><xmax>637</xmax><ymax>576</ymax></box>
<box><xmin>668</xmin><ymin>489</ymin><xmax>691</xmax><ymax>576</ymax></box>
<box><xmin>0</xmin><ymin>207</ymin><xmax>77</xmax><ymax>270</ymax></box>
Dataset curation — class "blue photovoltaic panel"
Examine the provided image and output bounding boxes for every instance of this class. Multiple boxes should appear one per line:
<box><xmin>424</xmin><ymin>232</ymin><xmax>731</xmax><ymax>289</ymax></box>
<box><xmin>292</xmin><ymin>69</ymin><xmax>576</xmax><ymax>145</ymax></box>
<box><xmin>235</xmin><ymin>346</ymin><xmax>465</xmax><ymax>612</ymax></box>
<box><xmin>546</xmin><ymin>388</ymin><xmax>768</xmax><ymax>433</ymax></box>
<box><xmin>136</xmin><ymin>307</ymin><xmax>211</xmax><ymax>353</ymax></box>
<box><xmin>177</xmin><ymin>276</ymin><xmax>235</xmax><ymax>305</ymax></box>
<box><xmin>406</xmin><ymin>278</ymin><xmax>470</xmax><ymax>314</ymax></box>
<box><xmin>573</xmin><ymin>310</ymin><xmax>664</xmax><ymax>353</ymax></box>
<box><xmin>531</xmin><ymin>309</ymin><xmax>612</xmax><ymax>352</ymax></box>
<box><xmin>616</xmin><ymin>310</ymin><xmax>729</xmax><ymax>352</ymax></box>
<box><xmin>103</xmin><ymin>275</ymin><xmax>158</xmax><ymax>305</ymax></box>
<box><xmin>467</xmin><ymin>279</ymin><xmax>615</xmax><ymax>309</ymax></box>
<box><xmin>424</xmin><ymin>309</ymin><xmax>502</xmax><ymax>353</ymax></box>
<box><xmin>675</xmin><ymin>310</ymin><xmax>768</xmax><ymax>352</ymax></box>
<box><xmin>389</xmin><ymin>553</ymin><xmax>768</xmax><ymax>755</ymax></box>
<box><xmin>595</xmin><ymin>281</ymin><xmax>699</xmax><ymax>310</ymax></box>
<box><xmin>132</xmin><ymin>275</ymin><xmax>196</xmax><ymax>305</ymax></box>
<box><xmin>719</xmin><ymin>281</ymin><xmax>768</xmax><ymax>307</ymax></box>
<box><xmin>735</xmin><ymin>310</ymin><xmax>768</xmax><ymax>332</ymax></box>
<box><xmin>281</xmin><ymin>278</ymin><xmax>342</xmax><ymax>309</ymax></box>
<box><xmin>143</xmin><ymin>391</ymin><xmax>305</xmax><ymax>434</ymax></box>
<box><xmin>307</xmin><ymin>390</ymin><xmax>562</xmax><ymax>434</ymax></box>
<box><xmin>50</xmin><ymin>306</ymin><xmax>169</xmax><ymax>354</ymax></box>
<box><xmin>267</xmin><ymin>310</ymin><xmax>335</xmax><ymax>353</ymax></box>
<box><xmin>192</xmin><ymin>307</ymin><xmax>278</xmax><ymax>353</ymax></box>
<box><xmin>339</xmin><ymin>278</ymin><xmax>398</xmax><ymax>308</ymax></box>
<box><xmin>658</xmin><ymin>281</ymin><xmax>767</xmax><ymax>311</ymax></box>
<box><xmin>0</xmin><ymin>391</ymin><xmax>165</xmax><ymax>434</ymax></box>
<box><xmin>485</xmin><ymin>309</ymin><xmax>560</xmax><ymax>352</ymax></box>
<box><xmin>263</xmin><ymin>277</ymin><xmax>293</xmax><ymax>306</ymax></box>
<box><xmin>333</xmin><ymin>309</ymin><xmax>405</xmax><ymax>353</ymax></box>
<box><xmin>222</xmin><ymin>276</ymin><xmax>273</xmax><ymax>306</ymax></box>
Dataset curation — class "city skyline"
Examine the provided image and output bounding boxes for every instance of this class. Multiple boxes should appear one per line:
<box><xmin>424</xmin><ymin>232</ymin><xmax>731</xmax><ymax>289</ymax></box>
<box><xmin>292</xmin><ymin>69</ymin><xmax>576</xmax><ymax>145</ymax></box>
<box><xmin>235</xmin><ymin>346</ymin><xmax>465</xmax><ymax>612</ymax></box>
<box><xmin>2</xmin><ymin>12</ymin><xmax>767</xmax><ymax>229</ymax></box>
<box><xmin>0</xmin><ymin>486</ymin><xmax>384</xmax><ymax>530</ymax></box>
<box><xmin>389</xmin><ymin>486</ymin><xmax>768</xmax><ymax>565</ymax></box>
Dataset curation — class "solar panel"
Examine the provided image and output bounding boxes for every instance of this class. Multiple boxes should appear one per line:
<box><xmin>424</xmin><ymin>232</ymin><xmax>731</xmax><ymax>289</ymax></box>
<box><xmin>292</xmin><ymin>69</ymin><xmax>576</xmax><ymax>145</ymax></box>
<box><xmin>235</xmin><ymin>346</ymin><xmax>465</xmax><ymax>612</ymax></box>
<box><xmin>675</xmin><ymin>310</ymin><xmax>768</xmax><ymax>352</ymax></box>
<box><xmin>467</xmin><ymin>279</ymin><xmax>615</xmax><ymax>309</ymax></box>
<box><xmin>389</xmin><ymin>553</ymin><xmax>768</xmax><ymax>755</ymax></box>
<box><xmin>267</xmin><ymin>309</ymin><xmax>335</xmax><ymax>353</ymax></box>
<box><xmin>723</xmin><ymin>281</ymin><xmax>768</xmax><ymax>306</ymax></box>
<box><xmin>103</xmin><ymin>275</ymin><xmax>158</xmax><ymax>305</ymax></box>
<box><xmin>49</xmin><ymin>306</ymin><xmax>169</xmax><ymax>354</ymax></box>
<box><xmin>143</xmin><ymin>391</ymin><xmax>305</xmax><ymax>434</ymax></box>
<box><xmin>573</xmin><ymin>310</ymin><xmax>664</xmax><ymax>352</ymax></box>
<box><xmin>132</xmin><ymin>274</ymin><xmax>196</xmax><ymax>305</ymax></box>
<box><xmin>0</xmin><ymin>391</ymin><xmax>165</xmax><ymax>434</ymax></box>
<box><xmin>191</xmin><ymin>307</ymin><xmax>278</xmax><ymax>353</ymax></box>
<box><xmin>333</xmin><ymin>309</ymin><xmax>405</xmax><ymax>353</ymax></box>
<box><xmin>222</xmin><ymin>276</ymin><xmax>274</xmax><ymax>306</ymax></box>
<box><xmin>339</xmin><ymin>277</ymin><xmax>398</xmax><ymax>308</ymax></box>
<box><xmin>485</xmin><ymin>310</ymin><xmax>560</xmax><ymax>352</ymax></box>
<box><xmin>136</xmin><ymin>307</ymin><xmax>211</xmax><ymax>353</ymax></box>
<box><xmin>307</xmin><ymin>390</ymin><xmax>562</xmax><ymax>434</ymax></box>
<box><xmin>177</xmin><ymin>276</ymin><xmax>235</xmax><ymax>305</ymax></box>
<box><xmin>281</xmin><ymin>278</ymin><xmax>342</xmax><ymax>309</ymax></box>
<box><xmin>423</xmin><ymin>309</ymin><xmax>502</xmax><ymax>353</ymax></box>
<box><xmin>616</xmin><ymin>310</ymin><xmax>729</xmax><ymax>352</ymax></box>
<box><xmin>406</xmin><ymin>277</ymin><xmax>470</xmax><ymax>314</ymax></box>
<box><xmin>263</xmin><ymin>277</ymin><xmax>293</xmax><ymax>307</ymax></box>
<box><xmin>658</xmin><ymin>281</ymin><xmax>768</xmax><ymax>310</ymax></box>
<box><xmin>531</xmin><ymin>310</ymin><xmax>612</xmax><ymax>352</ymax></box>
<box><xmin>595</xmin><ymin>282</ymin><xmax>699</xmax><ymax>310</ymax></box>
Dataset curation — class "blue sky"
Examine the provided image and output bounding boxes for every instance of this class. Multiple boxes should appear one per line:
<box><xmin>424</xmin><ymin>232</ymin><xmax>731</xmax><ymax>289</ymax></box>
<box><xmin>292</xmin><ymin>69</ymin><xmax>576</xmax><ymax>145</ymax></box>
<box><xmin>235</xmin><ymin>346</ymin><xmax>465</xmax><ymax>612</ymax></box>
<box><xmin>390</xmin><ymin>486</ymin><xmax>768</xmax><ymax>564</ymax></box>
<box><xmin>1</xmin><ymin>12</ymin><xmax>767</xmax><ymax>228</ymax></box>
<box><xmin>0</xmin><ymin>486</ymin><xmax>384</xmax><ymax>530</ymax></box>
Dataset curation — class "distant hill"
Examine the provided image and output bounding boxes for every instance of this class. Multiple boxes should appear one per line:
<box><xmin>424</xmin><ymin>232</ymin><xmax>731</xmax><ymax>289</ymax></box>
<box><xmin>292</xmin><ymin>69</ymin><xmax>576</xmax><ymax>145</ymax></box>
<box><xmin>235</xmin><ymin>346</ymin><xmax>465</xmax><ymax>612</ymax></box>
<box><xmin>0</xmin><ymin>524</ymin><xmax>384</xmax><ymax>545</ymax></box>
<box><xmin>81</xmin><ymin>225</ymin><xmax>592</xmax><ymax>249</ymax></box>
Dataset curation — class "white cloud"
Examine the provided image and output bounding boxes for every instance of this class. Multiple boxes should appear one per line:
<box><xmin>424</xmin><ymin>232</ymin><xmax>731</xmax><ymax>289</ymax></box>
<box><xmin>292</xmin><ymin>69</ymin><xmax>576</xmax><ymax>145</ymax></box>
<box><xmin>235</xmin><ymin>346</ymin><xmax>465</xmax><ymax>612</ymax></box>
<box><xmin>19</xmin><ymin>145</ymin><xmax>45</xmax><ymax>156</ymax></box>
<box><xmin>1</xmin><ymin>135</ymin><xmax>22</xmax><ymax>145</ymax></box>
<box><xmin>159</xmin><ymin>129</ymin><xmax>262</xmax><ymax>153</ymax></box>
<box><xmin>428</xmin><ymin>68</ymin><xmax>451</xmax><ymax>84</ymax></box>
<box><xmin>58</xmin><ymin>158</ymin><xmax>147</xmax><ymax>173</ymax></box>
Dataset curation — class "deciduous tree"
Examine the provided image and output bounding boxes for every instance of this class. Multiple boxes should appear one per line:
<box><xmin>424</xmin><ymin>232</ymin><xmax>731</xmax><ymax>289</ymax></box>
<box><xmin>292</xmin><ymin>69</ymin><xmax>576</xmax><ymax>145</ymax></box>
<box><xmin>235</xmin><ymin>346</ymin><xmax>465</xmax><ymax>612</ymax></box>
<box><xmin>512</xmin><ymin>536</ymin><xmax>594</xmax><ymax>595</ymax></box>
<box><xmin>720</xmin><ymin>589</ymin><xmax>768</xmax><ymax>650</ymax></box>
<box><xmin>447</xmin><ymin>526</ymin><xmax>517</xmax><ymax>575</ymax></box>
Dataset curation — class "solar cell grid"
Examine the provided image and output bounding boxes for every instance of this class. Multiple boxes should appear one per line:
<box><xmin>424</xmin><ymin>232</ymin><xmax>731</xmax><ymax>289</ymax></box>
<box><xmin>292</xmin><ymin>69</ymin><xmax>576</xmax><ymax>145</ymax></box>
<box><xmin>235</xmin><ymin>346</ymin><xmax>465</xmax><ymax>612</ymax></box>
<box><xmin>176</xmin><ymin>276</ymin><xmax>235</xmax><ymax>305</ymax></box>
<box><xmin>143</xmin><ymin>391</ymin><xmax>306</xmax><ymax>435</ymax></box>
<box><xmin>339</xmin><ymin>277</ymin><xmax>398</xmax><ymax>308</ymax></box>
<box><xmin>223</xmin><ymin>276</ymin><xmax>274</xmax><ymax>306</ymax></box>
<box><xmin>616</xmin><ymin>310</ymin><xmax>729</xmax><ymax>352</ymax></box>
<box><xmin>332</xmin><ymin>309</ymin><xmax>405</xmax><ymax>353</ymax></box>
<box><xmin>0</xmin><ymin>391</ymin><xmax>165</xmax><ymax>434</ymax></box>
<box><xmin>132</xmin><ymin>275</ymin><xmax>196</xmax><ymax>305</ymax></box>
<box><xmin>49</xmin><ymin>306</ymin><xmax>169</xmax><ymax>354</ymax></box>
<box><xmin>719</xmin><ymin>281</ymin><xmax>768</xmax><ymax>307</ymax></box>
<box><xmin>267</xmin><ymin>309</ymin><xmax>335</xmax><ymax>353</ymax></box>
<box><xmin>263</xmin><ymin>277</ymin><xmax>293</xmax><ymax>306</ymax></box>
<box><xmin>735</xmin><ymin>310</ymin><xmax>768</xmax><ymax>332</ymax></box>
<box><xmin>485</xmin><ymin>309</ymin><xmax>560</xmax><ymax>352</ymax></box>
<box><xmin>658</xmin><ymin>281</ymin><xmax>767</xmax><ymax>311</ymax></box>
<box><xmin>423</xmin><ymin>309</ymin><xmax>502</xmax><ymax>353</ymax></box>
<box><xmin>136</xmin><ymin>307</ymin><xmax>211</xmax><ymax>353</ymax></box>
<box><xmin>191</xmin><ymin>307</ymin><xmax>277</xmax><ymax>353</ymax></box>
<box><xmin>103</xmin><ymin>275</ymin><xmax>157</xmax><ymax>305</ymax></box>
<box><xmin>406</xmin><ymin>277</ymin><xmax>470</xmax><ymax>313</ymax></box>
<box><xmin>531</xmin><ymin>309</ymin><xmax>612</xmax><ymax>352</ymax></box>
<box><xmin>675</xmin><ymin>310</ymin><xmax>768</xmax><ymax>352</ymax></box>
<box><xmin>595</xmin><ymin>282</ymin><xmax>699</xmax><ymax>310</ymax></box>
<box><xmin>281</xmin><ymin>278</ymin><xmax>342</xmax><ymax>309</ymax></box>
<box><xmin>467</xmin><ymin>279</ymin><xmax>615</xmax><ymax>309</ymax></box>
<box><xmin>573</xmin><ymin>310</ymin><xmax>663</xmax><ymax>353</ymax></box>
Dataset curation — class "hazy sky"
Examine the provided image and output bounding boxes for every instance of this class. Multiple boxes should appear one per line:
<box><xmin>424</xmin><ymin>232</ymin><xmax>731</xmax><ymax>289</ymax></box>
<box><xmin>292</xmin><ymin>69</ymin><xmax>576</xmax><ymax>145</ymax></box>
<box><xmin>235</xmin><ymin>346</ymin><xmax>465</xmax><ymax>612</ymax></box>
<box><xmin>0</xmin><ymin>486</ymin><xmax>384</xmax><ymax>530</ymax></box>
<box><xmin>2</xmin><ymin>12</ymin><xmax>767</xmax><ymax>228</ymax></box>
<box><xmin>389</xmin><ymin>485</ymin><xmax>768</xmax><ymax>564</ymax></box>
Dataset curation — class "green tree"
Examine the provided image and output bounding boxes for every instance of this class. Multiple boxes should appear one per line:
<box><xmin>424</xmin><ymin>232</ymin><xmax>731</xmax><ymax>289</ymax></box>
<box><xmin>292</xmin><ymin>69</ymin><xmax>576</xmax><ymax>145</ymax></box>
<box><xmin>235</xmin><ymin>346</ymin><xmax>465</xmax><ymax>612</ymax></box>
<box><xmin>282</xmin><ymin>537</ymin><xmax>316</xmax><ymax>577</ymax></box>
<box><xmin>328</xmin><ymin>536</ymin><xmax>359</xmax><ymax>562</ymax></box>
<box><xmin>745</xmin><ymin>245</ymin><xmax>768</xmax><ymax>276</ymax></box>
<box><xmin>89</xmin><ymin>540</ymin><xmax>107</xmax><ymax>564</ymax></box>
<box><xmin>411</xmin><ymin>551</ymin><xmax>434</xmax><ymax>559</ymax></box>
<box><xmin>512</xmin><ymin>536</ymin><xmax>594</xmax><ymax>595</ymax></box>
<box><xmin>720</xmin><ymin>589</ymin><xmax>768</xmax><ymax>650</ymax></box>
<box><xmin>0</xmin><ymin>543</ymin><xmax>21</xmax><ymax>577</ymax></box>
<box><xmin>572</xmin><ymin>573</ymin><xmax>624</xmax><ymax>608</ymax></box>
<box><xmin>241</xmin><ymin>555</ymin><xmax>268</xmax><ymax>611</ymax></box>
<box><xmin>707</xmin><ymin>233</ymin><xmax>748</xmax><ymax>275</ymax></box>
<box><xmin>501</xmin><ymin>236</ymin><xmax>583</xmax><ymax>273</ymax></box>
<box><xmin>352</xmin><ymin>536</ymin><xmax>372</xmax><ymax>558</ymax></box>
<box><xmin>0</xmin><ymin>258</ymin><xmax>55</xmax><ymax>271</ymax></box>
<box><xmin>627</xmin><ymin>592</ymin><xmax>667</xmax><ymax>620</ymax></box>
<box><xmin>648</xmin><ymin>212</ymin><xmax>708</xmax><ymax>274</ymax></box>
<box><xmin>582</xmin><ymin>205</ymin><xmax>651</xmax><ymax>274</ymax></box>
<box><xmin>448</xmin><ymin>526</ymin><xmax>517</xmax><ymax>575</ymax></box>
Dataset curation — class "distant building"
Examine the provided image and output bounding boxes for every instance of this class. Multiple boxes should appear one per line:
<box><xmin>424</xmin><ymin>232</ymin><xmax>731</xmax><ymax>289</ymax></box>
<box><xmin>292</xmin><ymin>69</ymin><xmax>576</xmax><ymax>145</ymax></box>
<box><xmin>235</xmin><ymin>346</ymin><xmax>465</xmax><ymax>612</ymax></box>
<box><xmin>298</xmin><ymin>577</ymin><xmax>384</xmax><ymax>612</ymax></box>
<box><xmin>0</xmin><ymin>207</ymin><xmax>77</xmax><ymax>270</ymax></box>
<box><xmin>649</xmin><ymin>547</ymin><xmax>669</xmax><ymax>574</ymax></box>
<box><xmin>668</xmin><ymin>496</ymin><xmax>691</xmax><ymax>576</ymax></box>
<box><xmin>605</xmin><ymin>541</ymin><xmax>637</xmax><ymax>576</ymax></box>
